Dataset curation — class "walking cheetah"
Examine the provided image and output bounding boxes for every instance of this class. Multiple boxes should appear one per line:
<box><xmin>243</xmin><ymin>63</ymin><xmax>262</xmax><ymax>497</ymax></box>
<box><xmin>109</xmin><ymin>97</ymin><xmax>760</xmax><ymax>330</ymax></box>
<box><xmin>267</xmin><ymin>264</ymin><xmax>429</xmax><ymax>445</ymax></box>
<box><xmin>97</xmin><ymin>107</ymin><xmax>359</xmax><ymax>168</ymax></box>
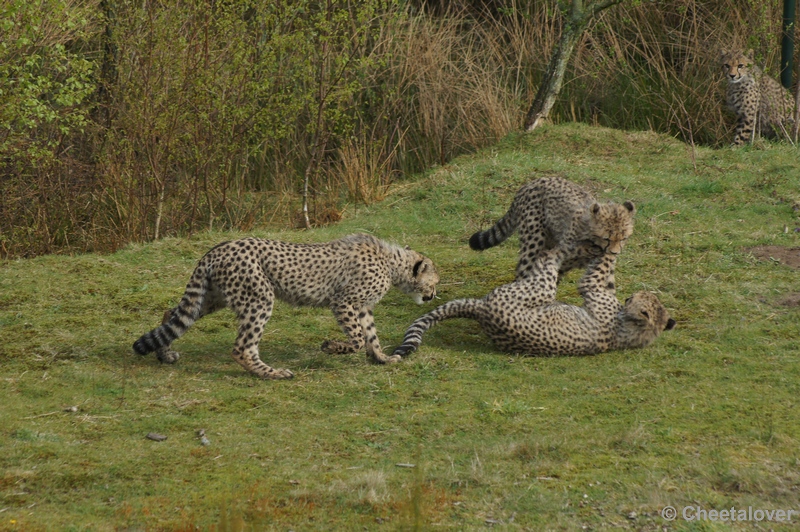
<box><xmin>133</xmin><ymin>234</ymin><xmax>440</xmax><ymax>379</ymax></box>
<box><xmin>393</xmin><ymin>247</ymin><xmax>674</xmax><ymax>357</ymax></box>
<box><xmin>721</xmin><ymin>49</ymin><xmax>796</xmax><ymax>146</ymax></box>
<box><xmin>469</xmin><ymin>176</ymin><xmax>635</xmax><ymax>279</ymax></box>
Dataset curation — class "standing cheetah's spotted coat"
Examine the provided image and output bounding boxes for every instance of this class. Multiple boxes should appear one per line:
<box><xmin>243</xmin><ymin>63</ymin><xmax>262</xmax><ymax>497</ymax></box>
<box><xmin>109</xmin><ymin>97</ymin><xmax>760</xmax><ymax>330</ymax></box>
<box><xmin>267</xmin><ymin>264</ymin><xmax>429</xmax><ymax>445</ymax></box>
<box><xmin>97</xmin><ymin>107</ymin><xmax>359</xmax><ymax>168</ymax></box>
<box><xmin>469</xmin><ymin>176</ymin><xmax>635</xmax><ymax>280</ymax></box>
<box><xmin>394</xmin><ymin>247</ymin><xmax>675</xmax><ymax>358</ymax></box>
<box><xmin>133</xmin><ymin>234</ymin><xmax>439</xmax><ymax>379</ymax></box>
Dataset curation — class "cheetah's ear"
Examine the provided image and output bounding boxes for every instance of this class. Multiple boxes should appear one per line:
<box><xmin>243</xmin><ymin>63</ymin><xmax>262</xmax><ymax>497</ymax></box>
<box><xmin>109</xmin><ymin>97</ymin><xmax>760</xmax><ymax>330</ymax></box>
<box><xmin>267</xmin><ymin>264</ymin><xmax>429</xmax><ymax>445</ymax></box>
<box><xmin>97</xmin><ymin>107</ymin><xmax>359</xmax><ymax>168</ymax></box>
<box><xmin>665</xmin><ymin>318</ymin><xmax>676</xmax><ymax>331</ymax></box>
<box><xmin>623</xmin><ymin>200</ymin><xmax>635</xmax><ymax>214</ymax></box>
<box><xmin>412</xmin><ymin>259</ymin><xmax>425</xmax><ymax>277</ymax></box>
<box><xmin>405</xmin><ymin>245</ymin><xmax>411</xmax><ymax>250</ymax></box>
<box><xmin>745</xmin><ymin>49</ymin><xmax>754</xmax><ymax>60</ymax></box>
<box><xmin>590</xmin><ymin>203</ymin><xmax>601</xmax><ymax>215</ymax></box>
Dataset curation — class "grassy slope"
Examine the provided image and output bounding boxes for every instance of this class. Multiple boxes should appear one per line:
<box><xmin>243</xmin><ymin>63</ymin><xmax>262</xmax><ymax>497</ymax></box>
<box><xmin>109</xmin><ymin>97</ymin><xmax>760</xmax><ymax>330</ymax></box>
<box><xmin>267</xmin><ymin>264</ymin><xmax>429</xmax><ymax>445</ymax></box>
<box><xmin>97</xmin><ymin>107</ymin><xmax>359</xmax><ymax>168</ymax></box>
<box><xmin>1</xmin><ymin>123</ymin><xmax>798</xmax><ymax>531</ymax></box>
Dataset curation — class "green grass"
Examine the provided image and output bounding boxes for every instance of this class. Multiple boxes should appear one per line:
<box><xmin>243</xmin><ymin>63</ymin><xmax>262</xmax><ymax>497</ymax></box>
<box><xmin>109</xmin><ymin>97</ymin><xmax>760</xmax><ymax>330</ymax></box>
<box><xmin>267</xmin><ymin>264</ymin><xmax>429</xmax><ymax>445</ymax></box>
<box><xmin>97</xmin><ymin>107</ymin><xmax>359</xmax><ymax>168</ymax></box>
<box><xmin>1</xmin><ymin>123</ymin><xmax>799</xmax><ymax>530</ymax></box>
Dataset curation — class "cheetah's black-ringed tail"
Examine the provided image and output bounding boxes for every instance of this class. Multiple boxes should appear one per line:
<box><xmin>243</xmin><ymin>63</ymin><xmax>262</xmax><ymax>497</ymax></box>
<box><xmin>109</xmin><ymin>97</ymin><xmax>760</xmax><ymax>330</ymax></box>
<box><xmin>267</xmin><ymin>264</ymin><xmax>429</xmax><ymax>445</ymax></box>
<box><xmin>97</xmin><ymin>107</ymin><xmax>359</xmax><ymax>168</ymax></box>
<box><xmin>132</xmin><ymin>263</ymin><xmax>211</xmax><ymax>355</ymax></box>
<box><xmin>393</xmin><ymin>298</ymin><xmax>483</xmax><ymax>357</ymax></box>
<box><xmin>468</xmin><ymin>210</ymin><xmax>517</xmax><ymax>251</ymax></box>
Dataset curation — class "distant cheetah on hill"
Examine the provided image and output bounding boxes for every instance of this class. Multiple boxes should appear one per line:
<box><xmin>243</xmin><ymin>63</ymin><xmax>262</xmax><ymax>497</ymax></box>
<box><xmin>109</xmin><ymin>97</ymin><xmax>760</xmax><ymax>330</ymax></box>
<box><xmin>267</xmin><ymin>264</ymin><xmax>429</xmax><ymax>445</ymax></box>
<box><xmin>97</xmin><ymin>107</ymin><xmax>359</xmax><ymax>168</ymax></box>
<box><xmin>721</xmin><ymin>48</ymin><xmax>796</xmax><ymax>146</ymax></box>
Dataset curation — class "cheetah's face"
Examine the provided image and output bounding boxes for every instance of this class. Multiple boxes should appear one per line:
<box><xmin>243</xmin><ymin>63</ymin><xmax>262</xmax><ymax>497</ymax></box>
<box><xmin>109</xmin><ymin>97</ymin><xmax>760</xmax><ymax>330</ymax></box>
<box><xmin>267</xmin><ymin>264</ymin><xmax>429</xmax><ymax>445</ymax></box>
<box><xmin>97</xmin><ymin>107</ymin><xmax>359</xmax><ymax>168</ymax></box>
<box><xmin>623</xmin><ymin>291</ymin><xmax>676</xmax><ymax>333</ymax></box>
<box><xmin>721</xmin><ymin>49</ymin><xmax>753</xmax><ymax>84</ymax></box>
<box><xmin>587</xmin><ymin>201</ymin><xmax>636</xmax><ymax>256</ymax></box>
<box><xmin>403</xmin><ymin>255</ymin><xmax>440</xmax><ymax>305</ymax></box>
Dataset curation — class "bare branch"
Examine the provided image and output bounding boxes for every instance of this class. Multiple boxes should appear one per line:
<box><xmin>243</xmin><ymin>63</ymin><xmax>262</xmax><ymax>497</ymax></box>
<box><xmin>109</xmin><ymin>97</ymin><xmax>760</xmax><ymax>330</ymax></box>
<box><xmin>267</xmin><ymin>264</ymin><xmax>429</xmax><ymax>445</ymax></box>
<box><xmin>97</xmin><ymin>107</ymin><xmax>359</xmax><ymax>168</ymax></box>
<box><xmin>589</xmin><ymin>0</ymin><xmax>624</xmax><ymax>16</ymax></box>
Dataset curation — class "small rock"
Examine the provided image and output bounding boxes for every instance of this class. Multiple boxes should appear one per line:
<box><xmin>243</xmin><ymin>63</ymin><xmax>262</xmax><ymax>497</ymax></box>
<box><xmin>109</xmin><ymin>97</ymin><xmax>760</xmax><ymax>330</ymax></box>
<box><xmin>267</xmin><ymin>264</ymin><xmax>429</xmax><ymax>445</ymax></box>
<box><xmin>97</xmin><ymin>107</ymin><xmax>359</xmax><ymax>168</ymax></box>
<box><xmin>63</xmin><ymin>406</ymin><xmax>78</xmax><ymax>413</ymax></box>
<box><xmin>146</xmin><ymin>432</ymin><xmax>167</xmax><ymax>442</ymax></box>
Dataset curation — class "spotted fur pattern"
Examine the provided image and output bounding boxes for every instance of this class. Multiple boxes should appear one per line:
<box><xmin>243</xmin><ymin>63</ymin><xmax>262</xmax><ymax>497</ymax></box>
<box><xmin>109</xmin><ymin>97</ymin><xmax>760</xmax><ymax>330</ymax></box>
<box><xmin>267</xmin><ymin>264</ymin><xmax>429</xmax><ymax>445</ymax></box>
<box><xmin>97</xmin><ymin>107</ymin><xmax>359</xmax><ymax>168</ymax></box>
<box><xmin>721</xmin><ymin>49</ymin><xmax>795</xmax><ymax>146</ymax></box>
<box><xmin>469</xmin><ymin>176</ymin><xmax>635</xmax><ymax>279</ymax></box>
<box><xmin>133</xmin><ymin>234</ymin><xmax>439</xmax><ymax>379</ymax></box>
<box><xmin>393</xmin><ymin>247</ymin><xmax>675</xmax><ymax>357</ymax></box>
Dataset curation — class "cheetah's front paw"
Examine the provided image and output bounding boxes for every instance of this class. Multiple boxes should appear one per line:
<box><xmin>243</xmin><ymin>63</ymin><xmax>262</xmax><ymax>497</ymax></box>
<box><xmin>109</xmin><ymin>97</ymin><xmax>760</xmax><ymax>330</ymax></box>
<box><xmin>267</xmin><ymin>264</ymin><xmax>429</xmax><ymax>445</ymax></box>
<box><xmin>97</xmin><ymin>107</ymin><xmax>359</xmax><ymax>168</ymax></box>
<box><xmin>369</xmin><ymin>353</ymin><xmax>402</xmax><ymax>365</ymax></box>
<box><xmin>257</xmin><ymin>367</ymin><xmax>294</xmax><ymax>380</ymax></box>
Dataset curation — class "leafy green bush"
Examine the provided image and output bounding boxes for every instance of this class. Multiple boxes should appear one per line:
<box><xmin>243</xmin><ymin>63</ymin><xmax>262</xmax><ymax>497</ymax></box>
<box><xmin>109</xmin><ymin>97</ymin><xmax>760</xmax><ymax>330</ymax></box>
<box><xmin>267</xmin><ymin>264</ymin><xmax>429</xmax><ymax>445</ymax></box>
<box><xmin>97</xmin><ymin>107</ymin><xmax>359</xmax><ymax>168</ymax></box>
<box><xmin>0</xmin><ymin>0</ymin><xmax>96</xmax><ymax>168</ymax></box>
<box><xmin>0</xmin><ymin>0</ymin><xmax>99</xmax><ymax>256</ymax></box>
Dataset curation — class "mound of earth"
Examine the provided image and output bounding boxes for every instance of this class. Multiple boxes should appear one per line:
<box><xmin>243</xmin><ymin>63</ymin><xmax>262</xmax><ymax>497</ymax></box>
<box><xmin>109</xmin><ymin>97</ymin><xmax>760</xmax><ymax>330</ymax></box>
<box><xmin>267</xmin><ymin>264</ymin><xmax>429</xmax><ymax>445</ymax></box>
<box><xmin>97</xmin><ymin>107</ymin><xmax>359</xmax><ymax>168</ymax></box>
<box><xmin>745</xmin><ymin>246</ymin><xmax>800</xmax><ymax>269</ymax></box>
<box><xmin>746</xmin><ymin>246</ymin><xmax>800</xmax><ymax>307</ymax></box>
<box><xmin>777</xmin><ymin>293</ymin><xmax>800</xmax><ymax>307</ymax></box>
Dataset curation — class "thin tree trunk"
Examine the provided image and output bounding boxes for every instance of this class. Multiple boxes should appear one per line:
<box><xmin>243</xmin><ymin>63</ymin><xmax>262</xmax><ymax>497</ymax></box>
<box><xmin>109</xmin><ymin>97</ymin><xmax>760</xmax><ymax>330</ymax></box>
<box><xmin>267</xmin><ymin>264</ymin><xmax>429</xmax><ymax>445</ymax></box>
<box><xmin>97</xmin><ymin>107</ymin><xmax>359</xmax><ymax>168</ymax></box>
<box><xmin>524</xmin><ymin>25</ymin><xmax>582</xmax><ymax>131</ymax></box>
<box><xmin>154</xmin><ymin>183</ymin><xmax>165</xmax><ymax>240</ymax></box>
<box><xmin>523</xmin><ymin>0</ymin><xmax>623</xmax><ymax>132</ymax></box>
<box><xmin>302</xmin><ymin>131</ymin><xmax>328</xmax><ymax>230</ymax></box>
<box><xmin>97</xmin><ymin>0</ymin><xmax>117</xmax><ymax>129</ymax></box>
<box><xmin>302</xmin><ymin>159</ymin><xmax>313</xmax><ymax>230</ymax></box>
<box><xmin>794</xmin><ymin>78</ymin><xmax>800</xmax><ymax>143</ymax></box>
<box><xmin>303</xmin><ymin>3</ymin><xmax>330</xmax><ymax>230</ymax></box>
<box><xmin>303</xmin><ymin>71</ymin><xmax>329</xmax><ymax>230</ymax></box>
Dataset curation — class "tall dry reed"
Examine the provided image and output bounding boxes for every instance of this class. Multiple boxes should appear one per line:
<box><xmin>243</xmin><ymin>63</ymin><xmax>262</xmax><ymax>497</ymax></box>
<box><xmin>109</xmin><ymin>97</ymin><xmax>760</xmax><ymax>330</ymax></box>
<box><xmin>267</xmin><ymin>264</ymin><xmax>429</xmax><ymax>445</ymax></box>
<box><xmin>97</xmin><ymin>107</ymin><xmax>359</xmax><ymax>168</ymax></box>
<box><xmin>0</xmin><ymin>0</ymin><xmax>794</xmax><ymax>257</ymax></box>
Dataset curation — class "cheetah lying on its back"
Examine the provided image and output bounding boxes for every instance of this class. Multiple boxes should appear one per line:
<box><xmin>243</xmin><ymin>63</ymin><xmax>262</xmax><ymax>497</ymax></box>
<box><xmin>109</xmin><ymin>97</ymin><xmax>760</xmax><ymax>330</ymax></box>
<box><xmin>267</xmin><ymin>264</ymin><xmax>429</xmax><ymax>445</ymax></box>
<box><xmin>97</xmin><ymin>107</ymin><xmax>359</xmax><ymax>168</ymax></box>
<box><xmin>393</xmin><ymin>247</ymin><xmax>674</xmax><ymax>358</ymax></box>
<box><xmin>133</xmin><ymin>234</ymin><xmax>439</xmax><ymax>379</ymax></box>
<box><xmin>721</xmin><ymin>49</ymin><xmax>795</xmax><ymax>146</ymax></box>
<box><xmin>469</xmin><ymin>176</ymin><xmax>635</xmax><ymax>279</ymax></box>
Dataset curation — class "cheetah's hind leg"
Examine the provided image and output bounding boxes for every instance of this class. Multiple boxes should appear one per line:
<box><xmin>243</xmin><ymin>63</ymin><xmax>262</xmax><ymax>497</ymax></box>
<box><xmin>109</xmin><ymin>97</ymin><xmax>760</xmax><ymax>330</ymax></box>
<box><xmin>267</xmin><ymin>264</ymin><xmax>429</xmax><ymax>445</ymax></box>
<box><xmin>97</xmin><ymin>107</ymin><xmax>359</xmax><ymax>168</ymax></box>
<box><xmin>228</xmin><ymin>290</ymin><xmax>293</xmax><ymax>380</ymax></box>
<box><xmin>154</xmin><ymin>309</ymin><xmax>181</xmax><ymax>364</ymax></box>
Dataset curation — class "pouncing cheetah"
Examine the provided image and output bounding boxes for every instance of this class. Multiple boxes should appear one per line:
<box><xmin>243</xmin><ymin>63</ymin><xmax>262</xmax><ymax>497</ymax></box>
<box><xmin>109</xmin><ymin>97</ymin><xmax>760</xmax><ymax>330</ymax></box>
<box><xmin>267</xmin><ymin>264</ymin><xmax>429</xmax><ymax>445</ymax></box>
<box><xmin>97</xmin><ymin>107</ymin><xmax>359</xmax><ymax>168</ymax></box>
<box><xmin>469</xmin><ymin>176</ymin><xmax>635</xmax><ymax>280</ymax></box>
<box><xmin>721</xmin><ymin>49</ymin><xmax>796</xmax><ymax>146</ymax></box>
<box><xmin>393</xmin><ymin>247</ymin><xmax>674</xmax><ymax>358</ymax></box>
<box><xmin>133</xmin><ymin>234</ymin><xmax>439</xmax><ymax>379</ymax></box>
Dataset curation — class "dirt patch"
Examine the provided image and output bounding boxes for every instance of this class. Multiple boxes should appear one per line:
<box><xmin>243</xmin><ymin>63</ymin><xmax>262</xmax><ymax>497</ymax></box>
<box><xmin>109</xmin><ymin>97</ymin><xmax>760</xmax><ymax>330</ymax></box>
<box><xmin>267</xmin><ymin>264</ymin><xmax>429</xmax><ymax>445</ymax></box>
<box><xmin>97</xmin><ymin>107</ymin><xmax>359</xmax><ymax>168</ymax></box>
<box><xmin>777</xmin><ymin>293</ymin><xmax>800</xmax><ymax>307</ymax></box>
<box><xmin>745</xmin><ymin>246</ymin><xmax>800</xmax><ymax>269</ymax></box>
<box><xmin>749</xmin><ymin>246</ymin><xmax>800</xmax><ymax>308</ymax></box>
